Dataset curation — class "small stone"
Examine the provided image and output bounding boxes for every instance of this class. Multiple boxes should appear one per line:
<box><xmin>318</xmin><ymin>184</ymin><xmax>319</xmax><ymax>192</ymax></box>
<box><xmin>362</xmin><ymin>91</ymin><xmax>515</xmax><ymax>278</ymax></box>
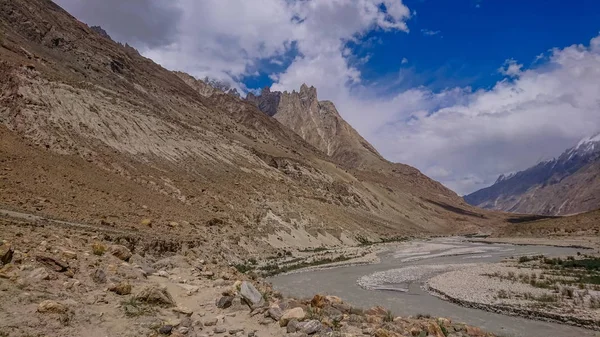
<box><xmin>173</xmin><ymin>306</ymin><xmax>193</xmax><ymax>316</ymax></box>
<box><xmin>214</xmin><ymin>327</ymin><xmax>226</xmax><ymax>334</ymax></box>
<box><xmin>201</xmin><ymin>271</ymin><xmax>215</xmax><ymax>278</ymax></box>
<box><xmin>92</xmin><ymin>269</ymin><xmax>107</xmax><ymax>283</ymax></box>
<box><xmin>110</xmin><ymin>245</ymin><xmax>132</xmax><ymax>261</ymax></box>
<box><xmin>157</xmin><ymin>270</ymin><xmax>170</xmax><ymax>277</ymax></box>
<box><xmin>37</xmin><ymin>300</ymin><xmax>68</xmax><ymax>314</ymax></box>
<box><xmin>280</xmin><ymin>307</ymin><xmax>305</xmax><ymax>327</ymax></box>
<box><xmin>259</xmin><ymin>318</ymin><xmax>272</xmax><ymax>325</ymax></box>
<box><xmin>228</xmin><ymin>328</ymin><xmax>244</xmax><ymax>335</ymax></box>
<box><xmin>0</xmin><ymin>243</ymin><xmax>13</xmax><ymax>265</ymax></box>
<box><xmin>239</xmin><ymin>281</ymin><xmax>264</xmax><ymax>308</ymax></box>
<box><xmin>216</xmin><ymin>296</ymin><xmax>234</xmax><ymax>309</ymax></box>
<box><xmin>159</xmin><ymin>325</ymin><xmax>174</xmax><ymax>335</ymax></box>
<box><xmin>141</xmin><ymin>218</ymin><xmax>153</xmax><ymax>227</ymax></box>
<box><xmin>29</xmin><ymin>267</ymin><xmax>50</xmax><ymax>281</ymax></box>
<box><xmin>203</xmin><ymin>318</ymin><xmax>218</xmax><ymax>326</ymax></box>
<box><xmin>109</xmin><ymin>282</ymin><xmax>132</xmax><ymax>295</ymax></box>
<box><xmin>178</xmin><ymin>327</ymin><xmax>189</xmax><ymax>334</ymax></box>
<box><xmin>61</xmin><ymin>250</ymin><xmax>78</xmax><ymax>260</ymax></box>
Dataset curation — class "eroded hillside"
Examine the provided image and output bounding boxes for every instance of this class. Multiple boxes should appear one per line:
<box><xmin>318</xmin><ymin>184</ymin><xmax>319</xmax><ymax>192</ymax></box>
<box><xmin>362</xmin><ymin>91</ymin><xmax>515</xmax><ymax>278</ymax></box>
<box><xmin>0</xmin><ymin>0</ymin><xmax>504</xmax><ymax>259</ymax></box>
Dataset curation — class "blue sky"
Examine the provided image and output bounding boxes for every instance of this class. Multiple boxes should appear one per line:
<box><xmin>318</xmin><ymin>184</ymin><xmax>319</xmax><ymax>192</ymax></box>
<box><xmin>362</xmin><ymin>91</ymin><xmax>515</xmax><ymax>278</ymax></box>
<box><xmin>247</xmin><ymin>0</ymin><xmax>600</xmax><ymax>93</ymax></box>
<box><xmin>56</xmin><ymin>0</ymin><xmax>600</xmax><ymax>195</ymax></box>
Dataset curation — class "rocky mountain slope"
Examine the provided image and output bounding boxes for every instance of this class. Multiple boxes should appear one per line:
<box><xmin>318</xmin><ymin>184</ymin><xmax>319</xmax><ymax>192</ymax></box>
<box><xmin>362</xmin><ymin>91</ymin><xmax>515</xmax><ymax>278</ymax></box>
<box><xmin>465</xmin><ymin>134</ymin><xmax>600</xmax><ymax>215</ymax></box>
<box><xmin>0</xmin><ymin>0</ymin><xmax>507</xmax><ymax>262</ymax></box>
<box><xmin>246</xmin><ymin>85</ymin><xmax>383</xmax><ymax>169</ymax></box>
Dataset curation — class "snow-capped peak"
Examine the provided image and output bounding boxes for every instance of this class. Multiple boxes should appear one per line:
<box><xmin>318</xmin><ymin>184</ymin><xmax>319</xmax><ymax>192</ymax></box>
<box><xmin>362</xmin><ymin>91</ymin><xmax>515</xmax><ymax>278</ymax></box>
<box><xmin>576</xmin><ymin>132</ymin><xmax>600</xmax><ymax>149</ymax></box>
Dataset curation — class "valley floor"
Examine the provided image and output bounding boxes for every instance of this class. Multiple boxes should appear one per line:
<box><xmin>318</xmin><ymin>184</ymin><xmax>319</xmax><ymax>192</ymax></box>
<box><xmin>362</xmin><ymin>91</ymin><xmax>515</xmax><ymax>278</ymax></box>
<box><xmin>0</xmin><ymin>213</ymin><xmax>495</xmax><ymax>337</ymax></box>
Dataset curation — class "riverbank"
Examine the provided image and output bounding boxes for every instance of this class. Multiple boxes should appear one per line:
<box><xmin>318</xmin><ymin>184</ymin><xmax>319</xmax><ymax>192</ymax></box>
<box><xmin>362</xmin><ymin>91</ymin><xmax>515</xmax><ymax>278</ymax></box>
<box><xmin>426</xmin><ymin>259</ymin><xmax>600</xmax><ymax>331</ymax></box>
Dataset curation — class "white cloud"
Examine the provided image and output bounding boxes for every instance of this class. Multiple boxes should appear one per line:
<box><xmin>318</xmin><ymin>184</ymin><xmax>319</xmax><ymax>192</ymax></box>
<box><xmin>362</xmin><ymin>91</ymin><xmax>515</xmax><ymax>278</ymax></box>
<box><xmin>401</xmin><ymin>57</ymin><xmax>409</xmax><ymax>64</ymax></box>
<box><xmin>347</xmin><ymin>35</ymin><xmax>600</xmax><ymax>194</ymax></box>
<box><xmin>498</xmin><ymin>58</ymin><xmax>523</xmax><ymax>77</ymax></box>
<box><xmin>421</xmin><ymin>29</ymin><xmax>441</xmax><ymax>36</ymax></box>
<box><xmin>55</xmin><ymin>1</ymin><xmax>600</xmax><ymax>196</ymax></box>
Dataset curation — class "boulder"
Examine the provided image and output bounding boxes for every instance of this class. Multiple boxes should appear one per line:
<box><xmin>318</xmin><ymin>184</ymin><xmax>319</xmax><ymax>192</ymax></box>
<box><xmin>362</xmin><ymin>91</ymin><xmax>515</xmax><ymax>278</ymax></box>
<box><xmin>134</xmin><ymin>285</ymin><xmax>175</xmax><ymax>306</ymax></box>
<box><xmin>110</xmin><ymin>245</ymin><xmax>132</xmax><ymax>261</ymax></box>
<box><xmin>216</xmin><ymin>296</ymin><xmax>234</xmax><ymax>309</ymax></box>
<box><xmin>239</xmin><ymin>281</ymin><xmax>264</xmax><ymax>308</ymax></box>
<box><xmin>298</xmin><ymin>320</ymin><xmax>322</xmax><ymax>335</ymax></box>
<box><xmin>279</xmin><ymin>307</ymin><xmax>305</xmax><ymax>327</ymax></box>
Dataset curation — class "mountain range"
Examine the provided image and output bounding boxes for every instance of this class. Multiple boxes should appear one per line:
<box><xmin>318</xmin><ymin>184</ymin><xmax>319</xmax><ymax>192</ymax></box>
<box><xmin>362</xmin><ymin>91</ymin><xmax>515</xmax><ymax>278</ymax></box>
<box><xmin>465</xmin><ymin>134</ymin><xmax>600</xmax><ymax>215</ymax></box>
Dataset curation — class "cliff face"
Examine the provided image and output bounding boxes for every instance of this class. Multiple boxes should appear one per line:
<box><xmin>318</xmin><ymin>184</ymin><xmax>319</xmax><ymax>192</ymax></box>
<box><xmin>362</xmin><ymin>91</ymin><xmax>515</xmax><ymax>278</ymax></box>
<box><xmin>465</xmin><ymin>135</ymin><xmax>600</xmax><ymax>215</ymax></box>
<box><xmin>247</xmin><ymin>84</ymin><xmax>383</xmax><ymax>169</ymax></box>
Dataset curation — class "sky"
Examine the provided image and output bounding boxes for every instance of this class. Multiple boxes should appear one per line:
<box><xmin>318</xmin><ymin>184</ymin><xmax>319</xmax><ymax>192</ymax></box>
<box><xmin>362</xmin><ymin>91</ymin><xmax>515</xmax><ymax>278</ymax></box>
<box><xmin>55</xmin><ymin>0</ymin><xmax>600</xmax><ymax>195</ymax></box>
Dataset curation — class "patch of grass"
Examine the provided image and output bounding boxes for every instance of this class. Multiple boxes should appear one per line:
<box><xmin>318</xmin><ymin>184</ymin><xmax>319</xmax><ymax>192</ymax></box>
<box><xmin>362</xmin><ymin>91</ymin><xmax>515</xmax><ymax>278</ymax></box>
<box><xmin>299</xmin><ymin>247</ymin><xmax>329</xmax><ymax>253</ymax></box>
<box><xmin>92</xmin><ymin>242</ymin><xmax>106</xmax><ymax>256</ymax></box>
<box><xmin>121</xmin><ymin>298</ymin><xmax>152</xmax><ymax>317</ymax></box>
<box><xmin>234</xmin><ymin>263</ymin><xmax>254</xmax><ymax>274</ymax></box>
<box><xmin>384</xmin><ymin>310</ymin><xmax>394</xmax><ymax>322</ymax></box>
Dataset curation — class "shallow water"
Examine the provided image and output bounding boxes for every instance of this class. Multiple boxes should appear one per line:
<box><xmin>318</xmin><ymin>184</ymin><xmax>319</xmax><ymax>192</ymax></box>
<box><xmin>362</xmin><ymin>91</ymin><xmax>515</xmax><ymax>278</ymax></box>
<box><xmin>270</xmin><ymin>237</ymin><xmax>600</xmax><ymax>337</ymax></box>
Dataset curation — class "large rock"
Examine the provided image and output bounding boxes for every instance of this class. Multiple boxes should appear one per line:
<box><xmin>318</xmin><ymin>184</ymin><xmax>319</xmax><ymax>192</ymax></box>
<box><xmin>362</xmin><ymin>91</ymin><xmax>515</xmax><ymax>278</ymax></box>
<box><xmin>37</xmin><ymin>300</ymin><xmax>69</xmax><ymax>314</ymax></box>
<box><xmin>298</xmin><ymin>320</ymin><xmax>322</xmax><ymax>335</ymax></box>
<box><xmin>279</xmin><ymin>307</ymin><xmax>305</xmax><ymax>327</ymax></box>
<box><xmin>134</xmin><ymin>285</ymin><xmax>175</xmax><ymax>306</ymax></box>
<box><xmin>110</xmin><ymin>245</ymin><xmax>132</xmax><ymax>261</ymax></box>
<box><xmin>239</xmin><ymin>281</ymin><xmax>264</xmax><ymax>308</ymax></box>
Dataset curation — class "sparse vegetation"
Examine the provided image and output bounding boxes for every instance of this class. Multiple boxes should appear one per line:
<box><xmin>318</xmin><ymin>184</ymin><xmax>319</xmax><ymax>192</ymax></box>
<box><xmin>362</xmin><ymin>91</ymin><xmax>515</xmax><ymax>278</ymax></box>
<box><xmin>91</xmin><ymin>242</ymin><xmax>106</xmax><ymax>256</ymax></box>
<box><xmin>384</xmin><ymin>310</ymin><xmax>394</xmax><ymax>322</ymax></box>
<box><xmin>258</xmin><ymin>254</ymin><xmax>353</xmax><ymax>276</ymax></box>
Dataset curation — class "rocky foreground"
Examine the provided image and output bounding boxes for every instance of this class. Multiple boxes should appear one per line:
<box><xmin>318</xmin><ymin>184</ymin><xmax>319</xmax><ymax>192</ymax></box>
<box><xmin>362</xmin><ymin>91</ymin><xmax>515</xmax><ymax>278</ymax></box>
<box><xmin>0</xmin><ymin>220</ymin><xmax>495</xmax><ymax>337</ymax></box>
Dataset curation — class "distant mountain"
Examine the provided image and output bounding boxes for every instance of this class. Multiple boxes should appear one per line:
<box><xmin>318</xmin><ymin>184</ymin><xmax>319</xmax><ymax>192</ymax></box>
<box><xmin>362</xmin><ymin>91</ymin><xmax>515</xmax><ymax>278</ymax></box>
<box><xmin>246</xmin><ymin>84</ymin><xmax>384</xmax><ymax>169</ymax></box>
<box><xmin>465</xmin><ymin>134</ymin><xmax>600</xmax><ymax>215</ymax></box>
